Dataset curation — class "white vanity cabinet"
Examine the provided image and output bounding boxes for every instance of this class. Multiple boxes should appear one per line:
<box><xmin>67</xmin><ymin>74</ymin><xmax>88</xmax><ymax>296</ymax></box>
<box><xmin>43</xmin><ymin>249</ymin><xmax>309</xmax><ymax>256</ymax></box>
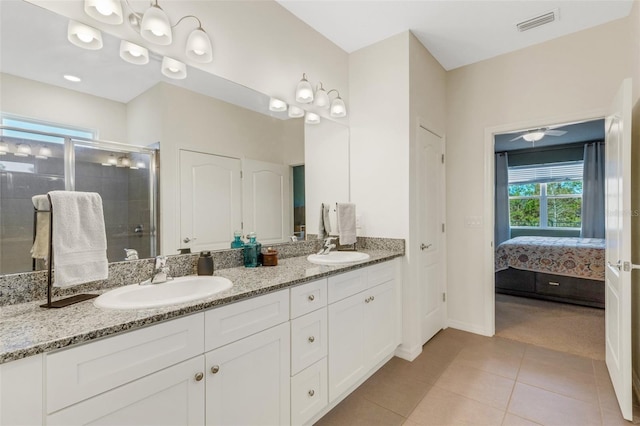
<box><xmin>328</xmin><ymin>262</ymin><xmax>397</xmax><ymax>402</ymax></box>
<box><xmin>204</xmin><ymin>289</ymin><xmax>290</xmax><ymax>426</ymax></box>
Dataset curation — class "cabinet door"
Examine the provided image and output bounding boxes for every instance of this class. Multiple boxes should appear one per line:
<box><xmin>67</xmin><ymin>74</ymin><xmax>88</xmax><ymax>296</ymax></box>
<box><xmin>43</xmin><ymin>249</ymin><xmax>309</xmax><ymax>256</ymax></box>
<box><xmin>47</xmin><ymin>356</ymin><xmax>205</xmax><ymax>426</ymax></box>
<box><xmin>327</xmin><ymin>292</ymin><xmax>366</xmax><ymax>402</ymax></box>
<box><xmin>205</xmin><ymin>322</ymin><xmax>290</xmax><ymax>426</ymax></box>
<box><xmin>364</xmin><ymin>281</ymin><xmax>396</xmax><ymax>368</ymax></box>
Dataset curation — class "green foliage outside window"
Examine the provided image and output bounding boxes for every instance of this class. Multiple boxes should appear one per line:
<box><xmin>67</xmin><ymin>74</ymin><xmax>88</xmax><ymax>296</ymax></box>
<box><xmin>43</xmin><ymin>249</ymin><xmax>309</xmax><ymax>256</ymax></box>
<box><xmin>508</xmin><ymin>180</ymin><xmax>582</xmax><ymax>229</ymax></box>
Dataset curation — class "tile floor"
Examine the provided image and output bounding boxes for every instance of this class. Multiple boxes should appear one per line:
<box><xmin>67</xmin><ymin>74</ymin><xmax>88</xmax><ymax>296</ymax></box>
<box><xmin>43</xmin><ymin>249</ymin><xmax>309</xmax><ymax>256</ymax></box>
<box><xmin>315</xmin><ymin>328</ymin><xmax>640</xmax><ymax>426</ymax></box>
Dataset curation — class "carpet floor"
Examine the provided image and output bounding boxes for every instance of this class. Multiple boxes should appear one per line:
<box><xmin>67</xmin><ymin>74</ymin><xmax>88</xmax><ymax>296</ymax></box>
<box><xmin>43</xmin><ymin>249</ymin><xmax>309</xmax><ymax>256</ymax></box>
<box><xmin>495</xmin><ymin>293</ymin><xmax>605</xmax><ymax>360</ymax></box>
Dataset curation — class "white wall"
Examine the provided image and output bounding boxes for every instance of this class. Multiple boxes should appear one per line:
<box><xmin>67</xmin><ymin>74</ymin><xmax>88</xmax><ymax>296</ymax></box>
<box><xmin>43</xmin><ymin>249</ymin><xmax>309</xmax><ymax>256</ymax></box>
<box><xmin>0</xmin><ymin>73</ymin><xmax>127</xmax><ymax>141</ymax></box>
<box><xmin>349</xmin><ymin>32</ymin><xmax>410</xmax><ymax>239</ymax></box>
<box><xmin>446</xmin><ymin>12</ymin><xmax>639</xmax><ymax>334</ymax></box>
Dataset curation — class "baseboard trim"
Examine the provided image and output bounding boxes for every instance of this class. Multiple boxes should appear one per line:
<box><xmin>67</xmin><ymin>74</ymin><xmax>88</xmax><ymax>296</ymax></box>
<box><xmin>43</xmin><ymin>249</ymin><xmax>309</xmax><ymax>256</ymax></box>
<box><xmin>447</xmin><ymin>319</ymin><xmax>492</xmax><ymax>337</ymax></box>
<box><xmin>395</xmin><ymin>344</ymin><xmax>422</xmax><ymax>361</ymax></box>
<box><xmin>633</xmin><ymin>368</ymin><xmax>640</xmax><ymax>405</ymax></box>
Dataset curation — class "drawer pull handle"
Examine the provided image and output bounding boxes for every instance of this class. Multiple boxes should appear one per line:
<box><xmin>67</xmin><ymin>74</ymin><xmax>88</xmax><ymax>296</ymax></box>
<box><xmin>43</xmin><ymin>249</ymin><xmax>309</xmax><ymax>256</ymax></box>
<box><xmin>308</xmin><ymin>389</ymin><xmax>315</xmax><ymax>397</ymax></box>
<box><xmin>195</xmin><ymin>372</ymin><xmax>204</xmax><ymax>382</ymax></box>
<box><xmin>211</xmin><ymin>365</ymin><xmax>220</xmax><ymax>374</ymax></box>
<box><xmin>308</xmin><ymin>294</ymin><xmax>315</xmax><ymax>301</ymax></box>
<box><xmin>548</xmin><ymin>282</ymin><xmax>560</xmax><ymax>286</ymax></box>
<box><xmin>365</xmin><ymin>297</ymin><xmax>371</xmax><ymax>303</ymax></box>
<box><xmin>371</xmin><ymin>296</ymin><xmax>375</xmax><ymax>301</ymax></box>
<box><xmin>308</xmin><ymin>336</ymin><xmax>315</xmax><ymax>343</ymax></box>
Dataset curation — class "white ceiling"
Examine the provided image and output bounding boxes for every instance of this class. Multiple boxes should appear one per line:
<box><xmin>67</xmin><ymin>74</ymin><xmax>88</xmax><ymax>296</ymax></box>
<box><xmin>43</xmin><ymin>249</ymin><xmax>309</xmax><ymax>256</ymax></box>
<box><xmin>276</xmin><ymin>0</ymin><xmax>634</xmax><ymax>70</ymax></box>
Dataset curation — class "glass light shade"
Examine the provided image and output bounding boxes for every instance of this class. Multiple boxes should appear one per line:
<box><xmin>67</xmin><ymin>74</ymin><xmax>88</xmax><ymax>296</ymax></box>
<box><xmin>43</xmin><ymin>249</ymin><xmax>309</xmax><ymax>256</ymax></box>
<box><xmin>313</xmin><ymin>85</ymin><xmax>329</xmax><ymax>108</ymax></box>
<box><xmin>84</xmin><ymin>0</ymin><xmax>123</xmax><ymax>24</ymax></box>
<box><xmin>0</xmin><ymin>141</ymin><xmax>8</xmax><ymax>155</ymax></box>
<box><xmin>35</xmin><ymin>146</ymin><xmax>52</xmax><ymax>159</ymax></box>
<box><xmin>186</xmin><ymin>28</ymin><xmax>213</xmax><ymax>63</ymax></box>
<box><xmin>523</xmin><ymin>131</ymin><xmax>545</xmax><ymax>142</ymax></box>
<box><xmin>330</xmin><ymin>96</ymin><xmax>347</xmax><ymax>118</ymax></box>
<box><xmin>140</xmin><ymin>5</ymin><xmax>172</xmax><ymax>45</ymax></box>
<box><xmin>269</xmin><ymin>98</ymin><xmax>287</xmax><ymax>112</ymax></box>
<box><xmin>305</xmin><ymin>112</ymin><xmax>320</xmax><ymax>125</ymax></box>
<box><xmin>120</xmin><ymin>40</ymin><xmax>149</xmax><ymax>65</ymax></box>
<box><xmin>288</xmin><ymin>105</ymin><xmax>304</xmax><ymax>118</ymax></box>
<box><xmin>117</xmin><ymin>156</ymin><xmax>131</xmax><ymax>167</ymax></box>
<box><xmin>136</xmin><ymin>161</ymin><xmax>146</xmax><ymax>169</ymax></box>
<box><xmin>295</xmin><ymin>74</ymin><xmax>314</xmax><ymax>104</ymax></box>
<box><xmin>15</xmin><ymin>144</ymin><xmax>31</xmax><ymax>157</ymax></box>
<box><xmin>67</xmin><ymin>20</ymin><xmax>103</xmax><ymax>50</ymax></box>
<box><xmin>161</xmin><ymin>57</ymin><xmax>187</xmax><ymax>80</ymax></box>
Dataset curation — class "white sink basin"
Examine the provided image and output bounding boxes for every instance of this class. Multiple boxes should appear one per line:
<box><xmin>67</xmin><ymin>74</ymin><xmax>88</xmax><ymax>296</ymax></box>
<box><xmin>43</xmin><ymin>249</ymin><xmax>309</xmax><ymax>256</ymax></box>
<box><xmin>307</xmin><ymin>251</ymin><xmax>371</xmax><ymax>265</ymax></box>
<box><xmin>94</xmin><ymin>275</ymin><xmax>233</xmax><ymax>310</ymax></box>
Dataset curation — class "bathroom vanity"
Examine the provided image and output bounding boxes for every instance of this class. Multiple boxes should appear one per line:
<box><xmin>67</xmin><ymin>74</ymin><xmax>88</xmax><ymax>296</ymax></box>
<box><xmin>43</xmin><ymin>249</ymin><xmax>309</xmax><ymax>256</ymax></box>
<box><xmin>0</xmin><ymin>250</ymin><xmax>402</xmax><ymax>426</ymax></box>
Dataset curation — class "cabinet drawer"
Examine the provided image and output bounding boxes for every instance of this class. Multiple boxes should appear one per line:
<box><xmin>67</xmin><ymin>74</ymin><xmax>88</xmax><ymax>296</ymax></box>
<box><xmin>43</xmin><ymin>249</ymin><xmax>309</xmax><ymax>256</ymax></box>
<box><xmin>47</xmin><ymin>356</ymin><xmax>205</xmax><ymax>426</ymax></box>
<box><xmin>366</xmin><ymin>261</ymin><xmax>394</xmax><ymax>288</ymax></box>
<box><xmin>205</xmin><ymin>289</ymin><xmax>289</xmax><ymax>352</ymax></box>
<box><xmin>291</xmin><ymin>359</ymin><xmax>328</xmax><ymax>426</ymax></box>
<box><xmin>291</xmin><ymin>279</ymin><xmax>327</xmax><ymax>319</ymax></box>
<box><xmin>328</xmin><ymin>269</ymin><xmax>366</xmax><ymax>304</ymax></box>
<box><xmin>291</xmin><ymin>308</ymin><xmax>327</xmax><ymax>375</ymax></box>
<box><xmin>46</xmin><ymin>313</ymin><xmax>204</xmax><ymax>414</ymax></box>
<box><xmin>535</xmin><ymin>274</ymin><xmax>577</xmax><ymax>297</ymax></box>
<box><xmin>496</xmin><ymin>268</ymin><xmax>535</xmax><ymax>293</ymax></box>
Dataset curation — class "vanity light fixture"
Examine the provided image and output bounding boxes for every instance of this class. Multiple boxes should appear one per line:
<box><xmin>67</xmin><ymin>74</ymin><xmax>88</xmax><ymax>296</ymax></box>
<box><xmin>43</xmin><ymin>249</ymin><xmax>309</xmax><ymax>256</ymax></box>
<box><xmin>14</xmin><ymin>143</ymin><xmax>32</xmax><ymax>157</ymax></box>
<box><xmin>185</xmin><ymin>24</ymin><xmax>213</xmax><ymax>63</ymax></box>
<box><xmin>101</xmin><ymin>154</ymin><xmax>118</xmax><ymax>166</ymax></box>
<box><xmin>119</xmin><ymin>40</ymin><xmax>149</xmax><ymax>65</ymax></box>
<box><xmin>269</xmin><ymin>98</ymin><xmax>287</xmax><ymax>112</ymax></box>
<box><xmin>117</xmin><ymin>156</ymin><xmax>131</xmax><ymax>167</ymax></box>
<box><xmin>328</xmin><ymin>89</ymin><xmax>347</xmax><ymax>118</ymax></box>
<box><xmin>0</xmin><ymin>141</ymin><xmax>8</xmax><ymax>155</ymax></box>
<box><xmin>161</xmin><ymin>57</ymin><xmax>187</xmax><ymax>79</ymax></box>
<box><xmin>305</xmin><ymin>112</ymin><xmax>321</xmax><ymax>125</ymax></box>
<box><xmin>139</xmin><ymin>2</ymin><xmax>172</xmax><ymax>45</ymax></box>
<box><xmin>295</xmin><ymin>73</ymin><xmax>314</xmax><ymax>104</ymax></box>
<box><xmin>135</xmin><ymin>160</ymin><xmax>146</xmax><ymax>169</ymax></box>
<box><xmin>35</xmin><ymin>146</ymin><xmax>52</xmax><ymax>159</ymax></box>
<box><xmin>313</xmin><ymin>83</ymin><xmax>329</xmax><ymax>108</ymax></box>
<box><xmin>84</xmin><ymin>0</ymin><xmax>123</xmax><ymax>25</ymax></box>
<box><xmin>288</xmin><ymin>105</ymin><xmax>304</xmax><ymax>118</ymax></box>
<box><xmin>67</xmin><ymin>20</ymin><xmax>103</xmax><ymax>50</ymax></box>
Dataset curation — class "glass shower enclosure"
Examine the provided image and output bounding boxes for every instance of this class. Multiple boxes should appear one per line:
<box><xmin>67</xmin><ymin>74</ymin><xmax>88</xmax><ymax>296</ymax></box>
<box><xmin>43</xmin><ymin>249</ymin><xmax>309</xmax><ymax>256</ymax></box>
<box><xmin>0</xmin><ymin>126</ymin><xmax>158</xmax><ymax>274</ymax></box>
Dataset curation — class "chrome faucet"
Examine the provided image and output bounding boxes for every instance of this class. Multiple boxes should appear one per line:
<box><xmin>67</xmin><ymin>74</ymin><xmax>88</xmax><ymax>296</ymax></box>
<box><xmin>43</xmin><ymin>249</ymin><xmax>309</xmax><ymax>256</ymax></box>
<box><xmin>124</xmin><ymin>248</ymin><xmax>138</xmax><ymax>260</ymax></box>
<box><xmin>140</xmin><ymin>255</ymin><xmax>172</xmax><ymax>285</ymax></box>
<box><xmin>317</xmin><ymin>237</ymin><xmax>337</xmax><ymax>255</ymax></box>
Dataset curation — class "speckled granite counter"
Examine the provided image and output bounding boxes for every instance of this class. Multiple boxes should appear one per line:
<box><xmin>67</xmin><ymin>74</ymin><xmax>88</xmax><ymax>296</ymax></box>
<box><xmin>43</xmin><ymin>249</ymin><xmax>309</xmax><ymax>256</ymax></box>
<box><xmin>0</xmin><ymin>249</ymin><xmax>403</xmax><ymax>364</ymax></box>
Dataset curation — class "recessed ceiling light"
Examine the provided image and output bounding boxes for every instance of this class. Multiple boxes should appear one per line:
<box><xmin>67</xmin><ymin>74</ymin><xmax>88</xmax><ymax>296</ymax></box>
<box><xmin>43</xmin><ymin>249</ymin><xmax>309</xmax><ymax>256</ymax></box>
<box><xmin>63</xmin><ymin>74</ymin><xmax>82</xmax><ymax>82</ymax></box>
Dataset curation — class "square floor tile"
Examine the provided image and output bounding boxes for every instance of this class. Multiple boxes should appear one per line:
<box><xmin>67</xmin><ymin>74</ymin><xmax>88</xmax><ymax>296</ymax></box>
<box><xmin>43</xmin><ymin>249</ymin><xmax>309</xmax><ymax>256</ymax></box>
<box><xmin>357</xmin><ymin>367</ymin><xmax>431</xmax><ymax>417</ymax></box>
<box><xmin>314</xmin><ymin>392</ymin><xmax>406</xmax><ymax>426</ymax></box>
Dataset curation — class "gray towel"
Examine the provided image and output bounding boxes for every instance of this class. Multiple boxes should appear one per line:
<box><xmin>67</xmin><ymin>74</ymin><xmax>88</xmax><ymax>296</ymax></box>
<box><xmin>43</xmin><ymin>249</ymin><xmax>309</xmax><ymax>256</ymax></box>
<box><xmin>337</xmin><ymin>203</ymin><xmax>357</xmax><ymax>245</ymax></box>
<box><xmin>319</xmin><ymin>203</ymin><xmax>332</xmax><ymax>239</ymax></box>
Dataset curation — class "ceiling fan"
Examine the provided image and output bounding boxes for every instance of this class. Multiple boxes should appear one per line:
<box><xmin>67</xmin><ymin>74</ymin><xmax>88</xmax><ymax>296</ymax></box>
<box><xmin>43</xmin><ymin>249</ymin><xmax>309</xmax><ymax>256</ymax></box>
<box><xmin>510</xmin><ymin>127</ymin><xmax>567</xmax><ymax>143</ymax></box>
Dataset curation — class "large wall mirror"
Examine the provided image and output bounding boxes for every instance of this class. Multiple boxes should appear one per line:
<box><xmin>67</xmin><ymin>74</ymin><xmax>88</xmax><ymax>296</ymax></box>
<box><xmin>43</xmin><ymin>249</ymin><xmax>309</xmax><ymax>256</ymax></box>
<box><xmin>0</xmin><ymin>0</ymin><xmax>350</xmax><ymax>276</ymax></box>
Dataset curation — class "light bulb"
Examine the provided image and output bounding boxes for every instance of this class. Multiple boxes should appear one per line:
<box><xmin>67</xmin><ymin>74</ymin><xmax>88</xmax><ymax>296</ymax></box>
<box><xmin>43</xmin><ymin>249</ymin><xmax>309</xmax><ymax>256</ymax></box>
<box><xmin>296</xmin><ymin>73</ymin><xmax>314</xmax><ymax>104</ymax></box>
<box><xmin>269</xmin><ymin>98</ymin><xmax>287</xmax><ymax>112</ymax></box>
<box><xmin>77</xmin><ymin>31</ymin><xmax>94</xmax><ymax>43</ymax></box>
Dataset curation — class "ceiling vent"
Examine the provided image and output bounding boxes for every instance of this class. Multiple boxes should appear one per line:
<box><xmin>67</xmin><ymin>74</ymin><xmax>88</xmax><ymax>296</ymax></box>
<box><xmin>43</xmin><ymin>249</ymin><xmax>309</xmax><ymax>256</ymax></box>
<box><xmin>517</xmin><ymin>10</ymin><xmax>558</xmax><ymax>32</ymax></box>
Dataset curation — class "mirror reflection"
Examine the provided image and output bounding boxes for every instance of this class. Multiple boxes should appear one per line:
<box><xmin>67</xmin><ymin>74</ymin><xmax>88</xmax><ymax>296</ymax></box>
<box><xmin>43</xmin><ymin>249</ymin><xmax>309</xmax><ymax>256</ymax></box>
<box><xmin>0</xmin><ymin>0</ymin><xmax>306</xmax><ymax>275</ymax></box>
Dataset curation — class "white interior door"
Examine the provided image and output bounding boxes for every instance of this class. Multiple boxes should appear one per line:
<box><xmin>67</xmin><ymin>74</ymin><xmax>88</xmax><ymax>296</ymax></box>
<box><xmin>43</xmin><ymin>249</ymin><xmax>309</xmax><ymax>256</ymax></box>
<box><xmin>179</xmin><ymin>150</ymin><xmax>241</xmax><ymax>252</ymax></box>
<box><xmin>604</xmin><ymin>78</ymin><xmax>633</xmax><ymax>421</ymax></box>
<box><xmin>242</xmin><ymin>158</ymin><xmax>291</xmax><ymax>245</ymax></box>
<box><xmin>417</xmin><ymin>126</ymin><xmax>446</xmax><ymax>344</ymax></box>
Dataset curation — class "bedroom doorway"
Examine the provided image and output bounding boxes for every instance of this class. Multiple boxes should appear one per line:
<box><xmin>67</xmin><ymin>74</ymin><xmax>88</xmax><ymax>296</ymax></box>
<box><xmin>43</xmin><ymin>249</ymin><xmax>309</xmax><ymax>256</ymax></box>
<box><xmin>491</xmin><ymin>118</ymin><xmax>607</xmax><ymax>360</ymax></box>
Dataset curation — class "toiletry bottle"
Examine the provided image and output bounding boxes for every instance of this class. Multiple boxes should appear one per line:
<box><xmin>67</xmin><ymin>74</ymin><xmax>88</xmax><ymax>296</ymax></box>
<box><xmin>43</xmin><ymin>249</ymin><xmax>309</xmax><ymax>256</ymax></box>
<box><xmin>198</xmin><ymin>251</ymin><xmax>214</xmax><ymax>275</ymax></box>
<box><xmin>231</xmin><ymin>230</ymin><xmax>244</xmax><ymax>249</ymax></box>
<box><xmin>243</xmin><ymin>233</ymin><xmax>258</xmax><ymax>268</ymax></box>
<box><xmin>254</xmin><ymin>233</ymin><xmax>263</xmax><ymax>266</ymax></box>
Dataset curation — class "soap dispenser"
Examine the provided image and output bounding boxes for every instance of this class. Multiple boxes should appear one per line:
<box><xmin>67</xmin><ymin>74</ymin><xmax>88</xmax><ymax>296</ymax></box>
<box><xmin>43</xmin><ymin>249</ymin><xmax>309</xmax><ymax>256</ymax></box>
<box><xmin>230</xmin><ymin>230</ymin><xmax>244</xmax><ymax>249</ymax></box>
<box><xmin>243</xmin><ymin>233</ymin><xmax>258</xmax><ymax>268</ymax></box>
<box><xmin>198</xmin><ymin>251</ymin><xmax>214</xmax><ymax>275</ymax></box>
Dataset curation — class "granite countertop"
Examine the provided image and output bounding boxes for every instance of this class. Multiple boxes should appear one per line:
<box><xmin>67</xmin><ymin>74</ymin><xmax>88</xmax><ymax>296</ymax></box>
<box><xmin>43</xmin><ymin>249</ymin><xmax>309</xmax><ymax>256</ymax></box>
<box><xmin>0</xmin><ymin>250</ymin><xmax>402</xmax><ymax>364</ymax></box>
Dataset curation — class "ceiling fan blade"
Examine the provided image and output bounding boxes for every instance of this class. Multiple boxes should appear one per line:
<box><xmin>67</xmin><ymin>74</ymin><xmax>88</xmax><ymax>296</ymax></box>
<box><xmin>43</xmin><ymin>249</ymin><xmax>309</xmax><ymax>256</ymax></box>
<box><xmin>509</xmin><ymin>135</ymin><xmax>524</xmax><ymax>142</ymax></box>
<box><xmin>545</xmin><ymin>130</ymin><xmax>567</xmax><ymax>137</ymax></box>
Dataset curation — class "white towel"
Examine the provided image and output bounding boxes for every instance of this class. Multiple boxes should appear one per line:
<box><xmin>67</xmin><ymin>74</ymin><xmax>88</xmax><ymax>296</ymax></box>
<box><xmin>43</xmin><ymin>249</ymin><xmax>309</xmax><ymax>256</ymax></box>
<box><xmin>318</xmin><ymin>203</ymin><xmax>332</xmax><ymax>239</ymax></box>
<box><xmin>337</xmin><ymin>203</ymin><xmax>357</xmax><ymax>245</ymax></box>
<box><xmin>49</xmin><ymin>191</ymin><xmax>108</xmax><ymax>287</ymax></box>
<box><xmin>31</xmin><ymin>195</ymin><xmax>51</xmax><ymax>260</ymax></box>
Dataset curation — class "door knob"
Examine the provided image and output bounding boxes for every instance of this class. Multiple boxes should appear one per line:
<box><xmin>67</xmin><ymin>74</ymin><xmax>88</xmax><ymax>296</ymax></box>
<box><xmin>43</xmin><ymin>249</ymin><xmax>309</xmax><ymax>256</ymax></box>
<box><xmin>420</xmin><ymin>243</ymin><xmax>432</xmax><ymax>251</ymax></box>
<box><xmin>308</xmin><ymin>336</ymin><xmax>315</xmax><ymax>343</ymax></box>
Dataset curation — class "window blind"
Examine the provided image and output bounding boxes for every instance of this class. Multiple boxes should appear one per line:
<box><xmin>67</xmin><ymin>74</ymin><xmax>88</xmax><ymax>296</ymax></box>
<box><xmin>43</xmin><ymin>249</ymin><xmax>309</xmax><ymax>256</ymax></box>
<box><xmin>508</xmin><ymin>161</ymin><xmax>583</xmax><ymax>184</ymax></box>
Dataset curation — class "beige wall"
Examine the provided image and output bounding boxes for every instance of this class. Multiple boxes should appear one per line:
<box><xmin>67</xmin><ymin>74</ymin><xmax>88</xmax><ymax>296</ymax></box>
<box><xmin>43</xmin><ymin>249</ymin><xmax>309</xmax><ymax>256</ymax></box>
<box><xmin>446</xmin><ymin>12</ymin><xmax>638</xmax><ymax>333</ymax></box>
<box><xmin>0</xmin><ymin>73</ymin><xmax>128</xmax><ymax>141</ymax></box>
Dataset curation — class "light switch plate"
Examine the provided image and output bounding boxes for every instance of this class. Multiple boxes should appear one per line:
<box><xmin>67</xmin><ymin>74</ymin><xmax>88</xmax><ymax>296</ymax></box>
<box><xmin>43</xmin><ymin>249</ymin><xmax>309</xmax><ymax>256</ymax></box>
<box><xmin>465</xmin><ymin>216</ymin><xmax>483</xmax><ymax>228</ymax></box>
